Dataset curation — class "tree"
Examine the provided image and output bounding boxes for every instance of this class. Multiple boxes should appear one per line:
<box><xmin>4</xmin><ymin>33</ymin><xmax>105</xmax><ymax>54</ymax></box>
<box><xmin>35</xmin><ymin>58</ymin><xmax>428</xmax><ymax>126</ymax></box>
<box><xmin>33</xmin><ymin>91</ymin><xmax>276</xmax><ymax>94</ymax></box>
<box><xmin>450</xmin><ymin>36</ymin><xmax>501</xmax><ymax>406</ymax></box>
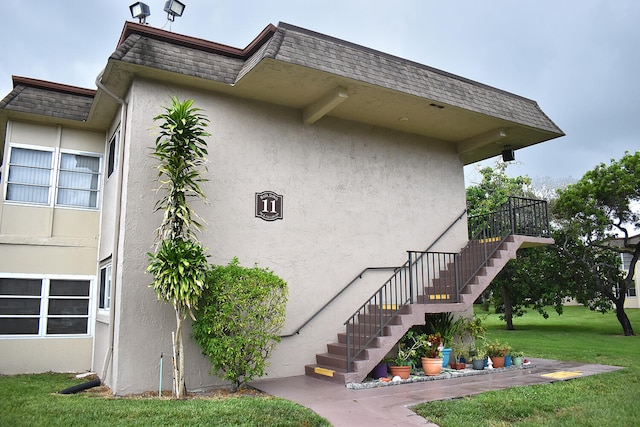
<box><xmin>192</xmin><ymin>258</ymin><xmax>288</xmax><ymax>392</ymax></box>
<box><xmin>466</xmin><ymin>161</ymin><xmax>569</xmax><ymax>328</ymax></box>
<box><xmin>466</xmin><ymin>161</ymin><xmax>533</xmax><ymax>216</ymax></box>
<box><xmin>147</xmin><ymin>97</ymin><xmax>210</xmax><ymax>398</ymax></box>
<box><xmin>488</xmin><ymin>245</ymin><xmax>567</xmax><ymax>329</ymax></box>
<box><xmin>554</xmin><ymin>151</ymin><xmax>639</xmax><ymax>336</ymax></box>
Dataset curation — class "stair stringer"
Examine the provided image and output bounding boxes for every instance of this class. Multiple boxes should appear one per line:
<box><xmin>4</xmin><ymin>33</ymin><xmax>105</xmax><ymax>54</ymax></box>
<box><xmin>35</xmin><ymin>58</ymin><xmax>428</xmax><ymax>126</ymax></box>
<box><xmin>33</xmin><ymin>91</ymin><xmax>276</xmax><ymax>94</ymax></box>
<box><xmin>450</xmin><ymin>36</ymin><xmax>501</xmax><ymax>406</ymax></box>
<box><xmin>306</xmin><ymin>234</ymin><xmax>554</xmax><ymax>384</ymax></box>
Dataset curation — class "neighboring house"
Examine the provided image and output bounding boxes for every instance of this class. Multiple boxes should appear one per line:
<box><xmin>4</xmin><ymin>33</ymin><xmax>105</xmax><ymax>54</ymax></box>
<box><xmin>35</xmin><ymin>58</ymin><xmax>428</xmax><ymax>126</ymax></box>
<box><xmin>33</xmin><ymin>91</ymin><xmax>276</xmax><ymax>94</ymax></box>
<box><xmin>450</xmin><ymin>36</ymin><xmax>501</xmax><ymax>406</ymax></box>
<box><xmin>610</xmin><ymin>234</ymin><xmax>640</xmax><ymax>309</ymax></box>
<box><xmin>0</xmin><ymin>21</ymin><xmax>563</xmax><ymax>394</ymax></box>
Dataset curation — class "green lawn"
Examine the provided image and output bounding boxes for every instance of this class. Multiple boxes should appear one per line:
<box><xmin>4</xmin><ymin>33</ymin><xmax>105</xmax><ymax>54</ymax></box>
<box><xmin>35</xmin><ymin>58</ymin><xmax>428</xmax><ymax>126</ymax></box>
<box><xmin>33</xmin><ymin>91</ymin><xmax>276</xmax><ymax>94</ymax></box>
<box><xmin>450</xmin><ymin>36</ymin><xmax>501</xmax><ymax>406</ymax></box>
<box><xmin>413</xmin><ymin>305</ymin><xmax>640</xmax><ymax>427</ymax></box>
<box><xmin>0</xmin><ymin>373</ymin><xmax>330</xmax><ymax>427</ymax></box>
<box><xmin>2</xmin><ymin>306</ymin><xmax>637</xmax><ymax>426</ymax></box>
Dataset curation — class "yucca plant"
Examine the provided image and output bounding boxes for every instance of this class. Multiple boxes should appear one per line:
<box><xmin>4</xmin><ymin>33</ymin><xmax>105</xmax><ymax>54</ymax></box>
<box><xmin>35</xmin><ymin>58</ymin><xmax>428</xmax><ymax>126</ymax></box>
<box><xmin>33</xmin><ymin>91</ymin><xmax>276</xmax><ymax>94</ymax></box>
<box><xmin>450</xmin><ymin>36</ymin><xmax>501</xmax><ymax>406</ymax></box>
<box><xmin>147</xmin><ymin>97</ymin><xmax>210</xmax><ymax>399</ymax></box>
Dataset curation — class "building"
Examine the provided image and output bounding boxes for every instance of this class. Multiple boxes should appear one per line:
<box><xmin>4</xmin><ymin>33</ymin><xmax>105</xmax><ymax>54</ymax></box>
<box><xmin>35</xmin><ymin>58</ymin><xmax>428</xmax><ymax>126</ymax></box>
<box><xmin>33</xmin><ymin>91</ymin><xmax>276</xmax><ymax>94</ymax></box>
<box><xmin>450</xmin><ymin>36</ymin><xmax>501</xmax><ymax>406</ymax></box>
<box><xmin>0</xmin><ymin>21</ymin><xmax>563</xmax><ymax>394</ymax></box>
<box><xmin>610</xmin><ymin>234</ymin><xmax>640</xmax><ymax>309</ymax></box>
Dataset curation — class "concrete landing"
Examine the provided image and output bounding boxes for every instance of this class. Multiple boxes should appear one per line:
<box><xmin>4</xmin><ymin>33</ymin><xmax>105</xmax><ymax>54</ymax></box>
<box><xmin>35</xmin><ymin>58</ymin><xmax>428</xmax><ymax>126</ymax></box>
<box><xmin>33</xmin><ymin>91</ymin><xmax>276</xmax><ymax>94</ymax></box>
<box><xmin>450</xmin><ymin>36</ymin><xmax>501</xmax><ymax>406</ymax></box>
<box><xmin>251</xmin><ymin>358</ymin><xmax>622</xmax><ymax>427</ymax></box>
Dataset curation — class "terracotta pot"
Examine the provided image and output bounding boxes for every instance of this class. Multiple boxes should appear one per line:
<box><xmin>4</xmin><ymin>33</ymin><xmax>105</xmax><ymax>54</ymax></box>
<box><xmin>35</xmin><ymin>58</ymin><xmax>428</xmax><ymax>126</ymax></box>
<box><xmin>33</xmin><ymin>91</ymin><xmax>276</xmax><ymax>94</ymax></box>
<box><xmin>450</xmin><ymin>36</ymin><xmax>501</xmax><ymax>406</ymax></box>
<box><xmin>421</xmin><ymin>357</ymin><xmax>443</xmax><ymax>376</ymax></box>
<box><xmin>492</xmin><ymin>356</ymin><xmax>505</xmax><ymax>368</ymax></box>
<box><xmin>451</xmin><ymin>362</ymin><xmax>466</xmax><ymax>370</ymax></box>
<box><xmin>389</xmin><ymin>365</ymin><xmax>411</xmax><ymax>379</ymax></box>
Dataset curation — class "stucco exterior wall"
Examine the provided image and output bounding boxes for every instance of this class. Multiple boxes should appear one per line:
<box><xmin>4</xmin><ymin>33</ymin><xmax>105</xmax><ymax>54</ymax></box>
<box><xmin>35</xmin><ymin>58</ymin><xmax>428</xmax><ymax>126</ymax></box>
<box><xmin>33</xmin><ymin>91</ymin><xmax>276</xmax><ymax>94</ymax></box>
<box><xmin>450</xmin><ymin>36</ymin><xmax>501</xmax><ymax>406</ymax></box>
<box><xmin>106</xmin><ymin>79</ymin><xmax>468</xmax><ymax>394</ymax></box>
<box><xmin>0</xmin><ymin>338</ymin><xmax>93</xmax><ymax>374</ymax></box>
<box><xmin>0</xmin><ymin>120</ymin><xmax>104</xmax><ymax>375</ymax></box>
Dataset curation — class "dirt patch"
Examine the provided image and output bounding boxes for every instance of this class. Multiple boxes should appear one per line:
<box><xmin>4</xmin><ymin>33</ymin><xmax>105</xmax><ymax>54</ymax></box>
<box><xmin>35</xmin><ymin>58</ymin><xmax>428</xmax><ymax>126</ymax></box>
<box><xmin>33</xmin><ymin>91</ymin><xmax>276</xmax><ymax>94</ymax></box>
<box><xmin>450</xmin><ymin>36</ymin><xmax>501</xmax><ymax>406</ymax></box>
<box><xmin>83</xmin><ymin>383</ymin><xmax>266</xmax><ymax>400</ymax></box>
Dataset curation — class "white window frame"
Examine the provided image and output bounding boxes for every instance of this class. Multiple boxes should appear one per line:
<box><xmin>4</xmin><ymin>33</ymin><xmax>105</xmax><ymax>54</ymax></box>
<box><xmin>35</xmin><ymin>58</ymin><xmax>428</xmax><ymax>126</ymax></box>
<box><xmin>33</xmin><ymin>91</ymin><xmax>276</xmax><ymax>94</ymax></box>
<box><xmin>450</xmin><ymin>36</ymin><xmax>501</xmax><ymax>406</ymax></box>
<box><xmin>99</xmin><ymin>263</ymin><xmax>112</xmax><ymax>311</ymax></box>
<box><xmin>0</xmin><ymin>273</ymin><xmax>94</xmax><ymax>338</ymax></box>
<box><xmin>5</xmin><ymin>144</ymin><xmax>56</xmax><ymax>205</ymax></box>
<box><xmin>4</xmin><ymin>143</ymin><xmax>103</xmax><ymax>210</ymax></box>
<box><xmin>107</xmin><ymin>127</ymin><xmax>120</xmax><ymax>179</ymax></box>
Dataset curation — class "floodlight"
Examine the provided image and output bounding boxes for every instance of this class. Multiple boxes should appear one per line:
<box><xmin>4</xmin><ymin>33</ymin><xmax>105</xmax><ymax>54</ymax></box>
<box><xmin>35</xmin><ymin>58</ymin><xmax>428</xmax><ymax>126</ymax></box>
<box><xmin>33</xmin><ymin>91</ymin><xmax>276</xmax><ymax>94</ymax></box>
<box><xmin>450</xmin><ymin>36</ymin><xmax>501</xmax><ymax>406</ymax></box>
<box><xmin>502</xmin><ymin>145</ymin><xmax>515</xmax><ymax>162</ymax></box>
<box><xmin>129</xmin><ymin>2</ymin><xmax>151</xmax><ymax>24</ymax></box>
<box><xmin>164</xmin><ymin>0</ymin><xmax>186</xmax><ymax>21</ymax></box>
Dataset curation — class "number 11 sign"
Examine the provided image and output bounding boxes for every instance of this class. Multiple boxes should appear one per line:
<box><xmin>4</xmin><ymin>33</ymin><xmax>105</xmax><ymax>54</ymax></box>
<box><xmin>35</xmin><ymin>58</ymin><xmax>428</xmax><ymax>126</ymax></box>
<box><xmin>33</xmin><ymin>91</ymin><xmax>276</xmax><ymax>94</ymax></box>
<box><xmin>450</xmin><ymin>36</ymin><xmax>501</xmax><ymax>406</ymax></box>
<box><xmin>255</xmin><ymin>191</ymin><xmax>283</xmax><ymax>221</ymax></box>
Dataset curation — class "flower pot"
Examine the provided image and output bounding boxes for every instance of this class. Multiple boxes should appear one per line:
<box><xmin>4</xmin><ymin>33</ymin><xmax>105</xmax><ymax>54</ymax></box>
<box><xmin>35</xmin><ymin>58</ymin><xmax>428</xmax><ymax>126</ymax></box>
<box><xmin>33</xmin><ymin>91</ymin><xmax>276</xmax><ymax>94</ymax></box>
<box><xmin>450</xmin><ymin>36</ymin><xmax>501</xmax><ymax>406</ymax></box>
<box><xmin>389</xmin><ymin>365</ymin><xmax>411</xmax><ymax>379</ymax></box>
<box><xmin>372</xmin><ymin>362</ymin><xmax>388</xmax><ymax>379</ymax></box>
<box><xmin>421</xmin><ymin>357</ymin><xmax>443</xmax><ymax>376</ymax></box>
<box><xmin>513</xmin><ymin>356</ymin><xmax>524</xmax><ymax>367</ymax></box>
<box><xmin>504</xmin><ymin>355</ymin><xmax>512</xmax><ymax>367</ymax></box>
<box><xmin>472</xmin><ymin>359</ymin><xmax>485</xmax><ymax>370</ymax></box>
<box><xmin>492</xmin><ymin>356</ymin><xmax>505</xmax><ymax>368</ymax></box>
<box><xmin>451</xmin><ymin>362</ymin><xmax>466</xmax><ymax>370</ymax></box>
<box><xmin>441</xmin><ymin>348</ymin><xmax>452</xmax><ymax>367</ymax></box>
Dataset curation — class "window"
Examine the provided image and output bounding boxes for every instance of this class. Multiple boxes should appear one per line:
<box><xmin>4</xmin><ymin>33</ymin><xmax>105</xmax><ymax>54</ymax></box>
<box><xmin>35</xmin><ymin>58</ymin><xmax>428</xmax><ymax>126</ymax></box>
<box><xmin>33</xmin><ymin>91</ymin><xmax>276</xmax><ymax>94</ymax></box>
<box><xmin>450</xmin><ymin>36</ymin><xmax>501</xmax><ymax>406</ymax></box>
<box><xmin>620</xmin><ymin>253</ymin><xmax>637</xmax><ymax>297</ymax></box>
<box><xmin>57</xmin><ymin>153</ymin><xmax>100</xmax><ymax>208</ymax></box>
<box><xmin>5</xmin><ymin>145</ymin><xmax>101</xmax><ymax>209</ymax></box>
<box><xmin>0</xmin><ymin>276</ymin><xmax>92</xmax><ymax>336</ymax></box>
<box><xmin>107</xmin><ymin>128</ymin><xmax>119</xmax><ymax>178</ymax></box>
<box><xmin>6</xmin><ymin>147</ymin><xmax>54</xmax><ymax>204</ymax></box>
<box><xmin>99</xmin><ymin>264</ymin><xmax>112</xmax><ymax>310</ymax></box>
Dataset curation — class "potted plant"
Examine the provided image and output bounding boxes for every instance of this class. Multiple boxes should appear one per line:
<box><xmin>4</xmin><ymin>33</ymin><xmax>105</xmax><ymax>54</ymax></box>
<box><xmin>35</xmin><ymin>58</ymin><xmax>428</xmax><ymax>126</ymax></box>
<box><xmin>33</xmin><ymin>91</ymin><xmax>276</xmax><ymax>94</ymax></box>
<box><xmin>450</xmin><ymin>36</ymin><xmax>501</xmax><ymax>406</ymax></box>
<box><xmin>484</xmin><ymin>340</ymin><xmax>510</xmax><ymax>368</ymax></box>
<box><xmin>424</xmin><ymin>313</ymin><xmax>463</xmax><ymax>368</ymax></box>
<box><xmin>450</xmin><ymin>341</ymin><xmax>468</xmax><ymax>370</ymax></box>
<box><xmin>511</xmin><ymin>350</ymin><xmax>525</xmax><ymax>367</ymax></box>
<box><xmin>420</xmin><ymin>333</ymin><xmax>444</xmax><ymax>376</ymax></box>
<box><xmin>389</xmin><ymin>331</ymin><xmax>423</xmax><ymax>379</ymax></box>
<box><xmin>471</xmin><ymin>348</ymin><xmax>486</xmax><ymax>370</ymax></box>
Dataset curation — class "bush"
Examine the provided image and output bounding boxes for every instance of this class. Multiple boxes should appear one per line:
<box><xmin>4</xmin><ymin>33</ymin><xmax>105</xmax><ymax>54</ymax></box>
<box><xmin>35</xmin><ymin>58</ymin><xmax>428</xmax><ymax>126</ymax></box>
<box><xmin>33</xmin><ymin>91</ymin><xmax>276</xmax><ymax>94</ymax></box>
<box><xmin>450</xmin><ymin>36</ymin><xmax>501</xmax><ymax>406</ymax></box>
<box><xmin>192</xmin><ymin>258</ymin><xmax>288</xmax><ymax>392</ymax></box>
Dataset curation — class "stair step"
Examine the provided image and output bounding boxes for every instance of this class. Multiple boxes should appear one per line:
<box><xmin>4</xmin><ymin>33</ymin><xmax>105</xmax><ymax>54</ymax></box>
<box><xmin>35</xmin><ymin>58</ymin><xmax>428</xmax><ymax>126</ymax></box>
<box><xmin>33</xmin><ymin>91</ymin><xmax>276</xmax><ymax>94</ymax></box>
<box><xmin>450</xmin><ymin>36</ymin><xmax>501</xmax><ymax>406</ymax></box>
<box><xmin>316</xmin><ymin>352</ymin><xmax>350</xmax><ymax>370</ymax></box>
<box><xmin>304</xmin><ymin>364</ymin><xmax>348</xmax><ymax>384</ymax></box>
<box><xmin>327</xmin><ymin>341</ymin><xmax>380</xmax><ymax>357</ymax></box>
<box><xmin>357</xmin><ymin>313</ymin><xmax>402</xmax><ymax>325</ymax></box>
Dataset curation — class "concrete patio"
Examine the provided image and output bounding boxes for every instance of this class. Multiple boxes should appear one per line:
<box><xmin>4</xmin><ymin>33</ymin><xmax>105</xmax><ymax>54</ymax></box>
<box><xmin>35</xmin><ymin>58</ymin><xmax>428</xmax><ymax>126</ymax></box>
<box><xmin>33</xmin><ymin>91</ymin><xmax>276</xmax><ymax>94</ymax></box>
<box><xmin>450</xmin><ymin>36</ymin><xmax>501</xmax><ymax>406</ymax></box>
<box><xmin>251</xmin><ymin>358</ymin><xmax>623</xmax><ymax>426</ymax></box>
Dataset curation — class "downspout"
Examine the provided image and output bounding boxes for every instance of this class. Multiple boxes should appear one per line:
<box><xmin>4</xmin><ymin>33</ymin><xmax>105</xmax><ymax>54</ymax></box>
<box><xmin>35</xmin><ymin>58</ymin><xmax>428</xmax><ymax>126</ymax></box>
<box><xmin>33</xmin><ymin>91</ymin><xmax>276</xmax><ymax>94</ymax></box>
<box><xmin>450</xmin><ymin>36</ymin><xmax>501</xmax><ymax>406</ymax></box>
<box><xmin>95</xmin><ymin>69</ymin><xmax>128</xmax><ymax>382</ymax></box>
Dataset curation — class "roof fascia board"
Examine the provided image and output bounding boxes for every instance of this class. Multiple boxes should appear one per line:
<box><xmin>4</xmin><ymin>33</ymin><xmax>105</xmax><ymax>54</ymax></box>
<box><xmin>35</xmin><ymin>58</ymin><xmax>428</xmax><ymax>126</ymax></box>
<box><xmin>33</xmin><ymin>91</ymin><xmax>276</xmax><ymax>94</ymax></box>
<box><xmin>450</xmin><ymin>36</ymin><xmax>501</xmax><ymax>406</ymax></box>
<box><xmin>11</xmin><ymin>75</ymin><xmax>95</xmax><ymax>98</ymax></box>
<box><xmin>117</xmin><ymin>21</ymin><xmax>277</xmax><ymax>59</ymax></box>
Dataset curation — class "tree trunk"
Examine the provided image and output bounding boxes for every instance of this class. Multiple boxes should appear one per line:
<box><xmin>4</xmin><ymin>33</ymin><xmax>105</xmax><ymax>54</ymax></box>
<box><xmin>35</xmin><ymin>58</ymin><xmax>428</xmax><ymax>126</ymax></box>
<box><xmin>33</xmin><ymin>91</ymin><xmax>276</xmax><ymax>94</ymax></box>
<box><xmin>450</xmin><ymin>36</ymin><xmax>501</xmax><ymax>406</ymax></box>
<box><xmin>614</xmin><ymin>298</ymin><xmax>635</xmax><ymax>336</ymax></box>
<box><xmin>173</xmin><ymin>307</ymin><xmax>186</xmax><ymax>399</ymax></box>
<box><xmin>501</xmin><ymin>283</ymin><xmax>515</xmax><ymax>330</ymax></box>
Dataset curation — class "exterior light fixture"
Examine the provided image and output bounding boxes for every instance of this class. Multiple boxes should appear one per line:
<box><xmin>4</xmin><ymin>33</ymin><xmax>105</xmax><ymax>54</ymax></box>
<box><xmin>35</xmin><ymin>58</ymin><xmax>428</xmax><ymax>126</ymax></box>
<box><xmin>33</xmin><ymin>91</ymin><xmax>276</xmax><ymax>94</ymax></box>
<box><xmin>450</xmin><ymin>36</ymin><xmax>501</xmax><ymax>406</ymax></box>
<box><xmin>129</xmin><ymin>2</ymin><xmax>151</xmax><ymax>24</ymax></box>
<box><xmin>502</xmin><ymin>145</ymin><xmax>515</xmax><ymax>162</ymax></box>
<box><xmin>164</xmin><ymin>0</ymin><xmax>186</xmax><ymax>21</ymax></box>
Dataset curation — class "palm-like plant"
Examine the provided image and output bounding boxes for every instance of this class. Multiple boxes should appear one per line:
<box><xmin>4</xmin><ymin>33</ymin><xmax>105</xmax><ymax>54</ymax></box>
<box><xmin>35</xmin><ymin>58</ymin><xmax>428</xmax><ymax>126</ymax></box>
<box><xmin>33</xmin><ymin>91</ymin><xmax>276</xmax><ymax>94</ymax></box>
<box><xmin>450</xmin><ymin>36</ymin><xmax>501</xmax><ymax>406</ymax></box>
<box><xmin>147</xmin><ymin>97</ymin><xmax>210</xmax><ymax>399</ymax></box>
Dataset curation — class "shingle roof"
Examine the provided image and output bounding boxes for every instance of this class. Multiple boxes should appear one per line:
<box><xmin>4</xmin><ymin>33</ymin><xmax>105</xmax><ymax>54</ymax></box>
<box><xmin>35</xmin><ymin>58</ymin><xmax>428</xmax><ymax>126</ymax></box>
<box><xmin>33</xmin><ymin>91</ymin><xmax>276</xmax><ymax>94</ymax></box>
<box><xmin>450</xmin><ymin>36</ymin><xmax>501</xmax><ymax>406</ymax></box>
<box><xmin>268</xmin><ymin>23</ymin><xmax>561</xmax><ymax>134</ymax></box>
<box><xmin>0</xmin><ymin>76</ymin><xmax>95</xmax><ymax>122</ymax></box>
<box><xmin>0</xmin><ymin>21</ymin><xmax>563</xmax><ymax>144</ymax></box>
<box><xmin>109</xmin><ymin>22</ymin><xmax>562</xmax><ymax>136</ymax></box>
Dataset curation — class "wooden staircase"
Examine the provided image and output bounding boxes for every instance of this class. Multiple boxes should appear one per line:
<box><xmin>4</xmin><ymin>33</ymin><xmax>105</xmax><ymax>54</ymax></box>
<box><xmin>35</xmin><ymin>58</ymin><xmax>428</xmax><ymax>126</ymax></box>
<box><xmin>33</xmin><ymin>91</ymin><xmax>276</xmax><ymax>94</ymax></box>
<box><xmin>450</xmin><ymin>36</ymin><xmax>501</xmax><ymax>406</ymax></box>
<box><xmin>304</xmin><ymin>234</ymin><xmax>552</xmax><ymax>384</ymax></box>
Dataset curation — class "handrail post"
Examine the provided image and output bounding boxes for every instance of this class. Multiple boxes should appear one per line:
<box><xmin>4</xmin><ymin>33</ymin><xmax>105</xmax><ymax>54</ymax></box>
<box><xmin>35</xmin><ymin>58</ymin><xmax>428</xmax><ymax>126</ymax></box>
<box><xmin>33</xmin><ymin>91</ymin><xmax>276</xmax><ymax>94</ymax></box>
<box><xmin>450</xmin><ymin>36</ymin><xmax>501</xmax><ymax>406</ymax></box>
<box><xmin>509</xmin><ymin>196</ymin><xmax>515</xmax><ymax>235</ymax></box>
<box><xmin>345</xmin><ymin>322</ymin><xmax>351</xmax><ymax>372</ymax></box>
<box><xmin>454</xmin><ymin>253</ymin><xmax>460</xmax><ymax>302</ymax></box>
<box><xmin>408</xmin><ymin>251</ymin><xmax>414</xmax><ymax>304</ymax></box>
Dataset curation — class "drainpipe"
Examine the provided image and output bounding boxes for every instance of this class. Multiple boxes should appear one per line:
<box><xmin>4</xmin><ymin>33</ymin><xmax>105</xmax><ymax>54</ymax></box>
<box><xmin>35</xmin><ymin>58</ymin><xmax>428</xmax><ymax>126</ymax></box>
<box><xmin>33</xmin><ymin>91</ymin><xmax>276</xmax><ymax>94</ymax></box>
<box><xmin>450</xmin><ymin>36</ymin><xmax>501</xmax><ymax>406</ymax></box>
<box><xmin>95</xmin><ymin>69</ymin><xmax>128</xmax><ymax>383</ymax></box>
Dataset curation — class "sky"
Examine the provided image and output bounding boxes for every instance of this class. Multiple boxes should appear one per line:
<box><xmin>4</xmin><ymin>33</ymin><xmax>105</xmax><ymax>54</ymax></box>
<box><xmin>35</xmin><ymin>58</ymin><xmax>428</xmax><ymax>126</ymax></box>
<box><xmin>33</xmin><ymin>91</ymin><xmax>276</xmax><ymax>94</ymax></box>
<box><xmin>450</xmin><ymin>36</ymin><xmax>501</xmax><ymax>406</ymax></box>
<box><xmin>1</xmin><ymin>0</ymin><xmax>639</xmax><ymax>187</ymax></box>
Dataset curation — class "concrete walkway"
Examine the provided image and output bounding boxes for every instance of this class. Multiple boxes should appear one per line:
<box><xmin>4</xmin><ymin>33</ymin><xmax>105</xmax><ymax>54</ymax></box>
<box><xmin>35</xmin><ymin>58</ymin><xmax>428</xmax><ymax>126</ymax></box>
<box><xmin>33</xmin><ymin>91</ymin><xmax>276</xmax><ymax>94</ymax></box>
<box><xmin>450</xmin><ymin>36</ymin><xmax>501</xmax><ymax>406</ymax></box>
<box><xmin>251</xmin><ymin>359</ymin><xmax>622</xmax><ymax>426</ymax></box>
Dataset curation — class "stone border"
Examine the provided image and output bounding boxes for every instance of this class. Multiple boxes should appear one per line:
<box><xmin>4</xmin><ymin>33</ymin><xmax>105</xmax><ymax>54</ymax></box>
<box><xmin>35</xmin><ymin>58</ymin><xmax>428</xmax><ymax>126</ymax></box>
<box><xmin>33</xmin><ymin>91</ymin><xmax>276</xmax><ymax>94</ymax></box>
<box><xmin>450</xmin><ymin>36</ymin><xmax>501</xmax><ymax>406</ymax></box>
<box><xmin>346</xmin><ymin>363</ymin><xmax>534</xmax><ymax>390</ymax></box>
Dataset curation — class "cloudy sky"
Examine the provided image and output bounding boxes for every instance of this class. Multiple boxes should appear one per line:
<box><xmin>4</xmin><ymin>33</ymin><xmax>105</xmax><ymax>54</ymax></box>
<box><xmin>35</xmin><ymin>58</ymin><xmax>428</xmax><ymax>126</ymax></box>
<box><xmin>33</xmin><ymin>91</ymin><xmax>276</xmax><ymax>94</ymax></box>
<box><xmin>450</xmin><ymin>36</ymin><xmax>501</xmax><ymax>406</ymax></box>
<box><xmin>1</xmin><ymin>0</ymin><xmax>638</xmax><ymax>186</ymax></box>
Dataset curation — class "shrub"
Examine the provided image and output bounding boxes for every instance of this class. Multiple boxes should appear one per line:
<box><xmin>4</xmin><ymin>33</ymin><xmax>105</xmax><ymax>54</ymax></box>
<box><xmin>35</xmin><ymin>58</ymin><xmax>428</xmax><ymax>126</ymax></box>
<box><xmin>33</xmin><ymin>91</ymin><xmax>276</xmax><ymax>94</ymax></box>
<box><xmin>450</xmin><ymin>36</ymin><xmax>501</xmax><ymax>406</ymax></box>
<box><xmin>192</xmin><ymin>258</ymin><xmax>288</xmax><ymax>392</ymax></box>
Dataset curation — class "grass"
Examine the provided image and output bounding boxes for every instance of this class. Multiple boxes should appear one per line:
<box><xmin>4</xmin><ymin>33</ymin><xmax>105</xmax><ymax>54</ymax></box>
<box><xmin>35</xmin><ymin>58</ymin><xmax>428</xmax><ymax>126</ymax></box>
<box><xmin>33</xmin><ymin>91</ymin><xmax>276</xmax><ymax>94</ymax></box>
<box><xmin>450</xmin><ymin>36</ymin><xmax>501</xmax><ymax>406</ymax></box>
<box><xmin>0</xmin><ymin>373</ymin><xmax>330</xmax><ymax>427</ymax></box>
<box><xmin>413</xmin><ymin>305</ymin><xmax>640</xmax><ymax>427</ymax></box>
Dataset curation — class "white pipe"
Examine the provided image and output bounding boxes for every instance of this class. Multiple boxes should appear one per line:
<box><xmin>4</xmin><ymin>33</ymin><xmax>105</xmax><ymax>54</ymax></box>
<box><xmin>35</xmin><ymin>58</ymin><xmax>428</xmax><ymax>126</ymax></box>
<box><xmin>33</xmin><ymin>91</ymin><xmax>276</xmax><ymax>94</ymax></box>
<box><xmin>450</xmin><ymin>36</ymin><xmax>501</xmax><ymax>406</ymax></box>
<box><xmin>159</xmin><ymin>353</ymin><xmax>163</xmax><ymax>397</ymax></box>
<box><xmin>95</xmin><ymin>68</ymin><xmax>127</xmax><ymax>383</ymax></box>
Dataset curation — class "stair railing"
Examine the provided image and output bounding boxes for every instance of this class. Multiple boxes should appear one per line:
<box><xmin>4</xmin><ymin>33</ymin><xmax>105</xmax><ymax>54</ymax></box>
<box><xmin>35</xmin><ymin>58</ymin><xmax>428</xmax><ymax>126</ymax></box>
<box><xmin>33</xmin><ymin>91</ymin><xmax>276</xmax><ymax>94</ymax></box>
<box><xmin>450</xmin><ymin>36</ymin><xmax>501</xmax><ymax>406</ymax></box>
<box><xmin>344</xmin><ymin>196</ymin><xmax>549</xmax><ymax>371</ymax></box>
